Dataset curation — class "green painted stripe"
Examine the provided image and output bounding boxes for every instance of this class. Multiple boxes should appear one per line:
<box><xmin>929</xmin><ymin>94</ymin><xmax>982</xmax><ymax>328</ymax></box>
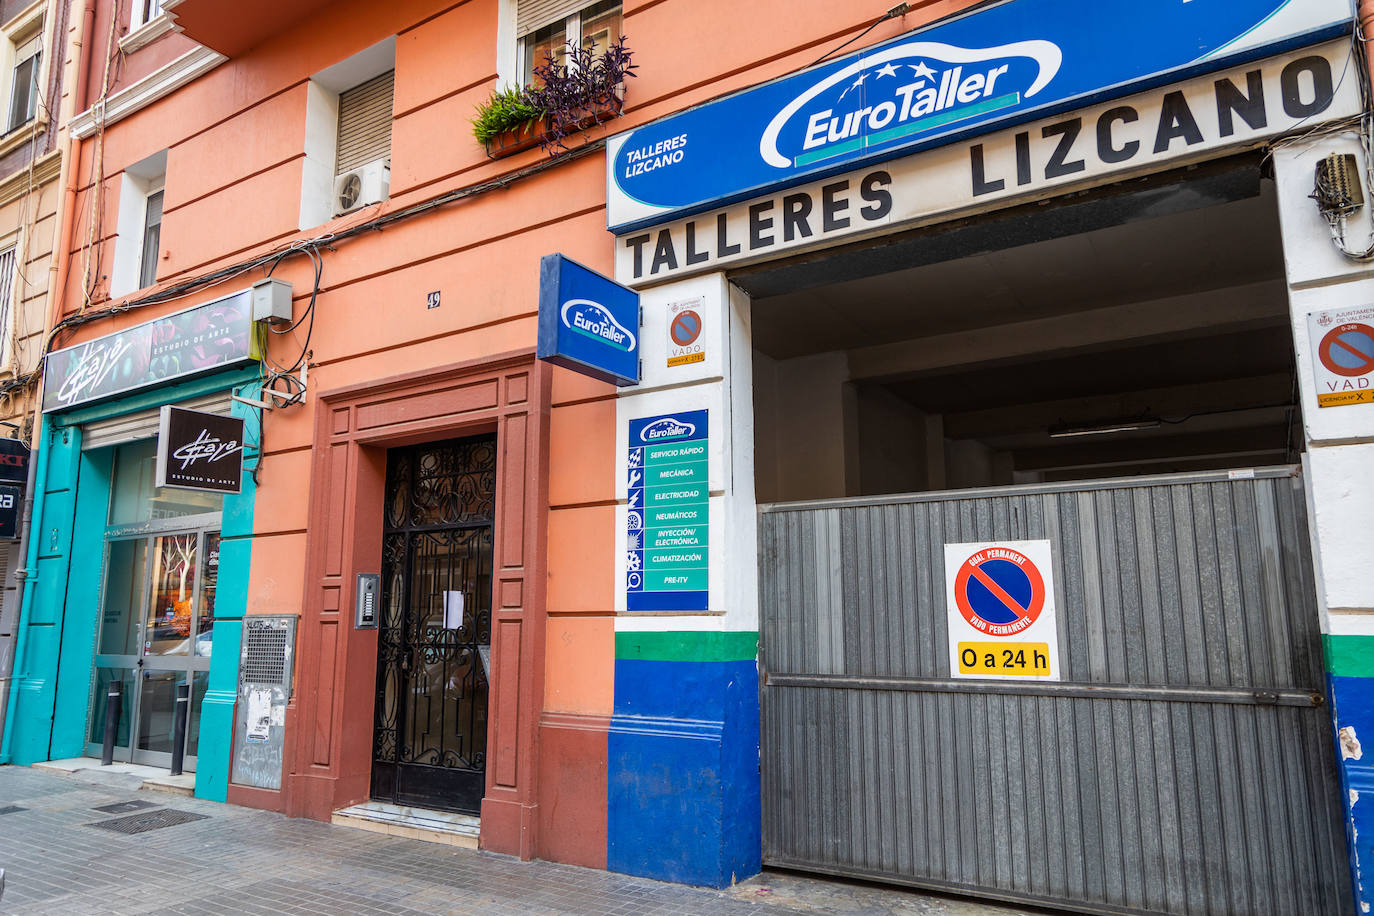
<box><xmin>615</xmin><ymin>630</ymin><xmax>758</xmax><ymax>662</ymax></box>
<box><xmin>1324</xmin><ymin>634</ymin><xmax>1374</xmax><ymax>678</ymax></box>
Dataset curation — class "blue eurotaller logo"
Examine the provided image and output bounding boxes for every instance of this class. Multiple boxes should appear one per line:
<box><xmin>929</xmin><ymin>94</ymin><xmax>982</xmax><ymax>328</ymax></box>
<box><xmin>760</xmin><ymin>39</ymin><xmax>1061</xmax><ymax>169</ymax></box>
<box><xmin>639</xmin><ymin>418</ymin><xmax>696</xmax><ymax>442</ymax></box>
<box><xmin>561</xmin><ymin>298</ymin><xmax>637</xmax><ymax>352</ymax></box>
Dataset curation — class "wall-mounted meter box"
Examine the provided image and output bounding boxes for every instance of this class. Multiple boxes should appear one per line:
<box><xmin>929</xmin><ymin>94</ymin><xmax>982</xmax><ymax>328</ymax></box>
<box><xmin>251</xmin><ymin>277</ymin><xmax>293</xmax><ymax>324</ymax></box>
<box><xmin>356</xmin><ymin>573</ymin><xmax>379</xmax><ymax>628</ymax></box>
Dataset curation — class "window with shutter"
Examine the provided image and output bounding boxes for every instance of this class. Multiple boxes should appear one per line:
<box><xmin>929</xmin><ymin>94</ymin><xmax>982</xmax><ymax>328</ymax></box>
<box><xmin>517</xmin><ymin>0</ymin><xmax>588</xmax><ymax>38</ymax></box>
<box><xmin>335</xmin><ymin>71</ymin><xmax>394</xmax><ymax>176</ymax></box>
<box><xmin>517</xmin><ymin>1</ymin><xmax>621</xmax><ymax>86</ymax></box>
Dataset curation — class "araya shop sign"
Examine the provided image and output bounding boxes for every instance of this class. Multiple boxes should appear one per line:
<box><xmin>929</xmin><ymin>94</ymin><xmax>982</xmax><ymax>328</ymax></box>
<box><xmin>606</xmin><ymin>0</ymin><xmax>1354</xmax><ymax>232</ymax></box>
<box><xmin>42</xmin><ymin>289</ymin><xmax>257</xmax><ymax>413</ymax></box>
<box><xmin>537</xmin><ymin>253</ymin><xmax>641</xmax><ymax>386</ymax></box>
<box><xmin>155</xmin><ymin>405</ymin><xmax>245</xmax><ymax>493</ymax></box>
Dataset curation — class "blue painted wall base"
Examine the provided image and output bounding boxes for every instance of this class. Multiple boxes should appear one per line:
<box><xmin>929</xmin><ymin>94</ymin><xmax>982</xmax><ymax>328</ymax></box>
<box><xmin>607</xmin><ymin>657</ymin><xmax>760</xmax><ymax>887</ymax></box>
<box><xmin>1331</xmin><ymin>673</ymin><xmax>1373</xmax><ymax>913</ymax></box>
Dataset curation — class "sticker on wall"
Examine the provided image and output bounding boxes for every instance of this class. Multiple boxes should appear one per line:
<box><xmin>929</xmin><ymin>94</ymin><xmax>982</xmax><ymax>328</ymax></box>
<box><xmin>667</xmin><ymin>299</ymin><xmax>706</xmax><ymax>367</ymax></box>
<box><xmin>626</xmin><ymin>409</ymin><xmax>709</xmax><ymax>612</ymax></box>
<box><xmin>1308</xmin><ymin>304</ymin><xmax>1374</xmax><ymax>408</ymax></box>
<box><xmin>944</xmin><ymin>539</ymin><xmax>1060</xmax><ymax>680</ymax></box>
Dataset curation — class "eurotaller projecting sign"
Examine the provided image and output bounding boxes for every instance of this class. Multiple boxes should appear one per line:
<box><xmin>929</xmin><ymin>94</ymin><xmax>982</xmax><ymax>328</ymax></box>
<box><xmin>608</xmin><ymin>0</ymin><xmax>1355</xmax><ymax>269</ymax></box>
<box><xmin>537</xmin><ymin>253</ymin><xmax>641</xmax><ymax>386</ymax></box>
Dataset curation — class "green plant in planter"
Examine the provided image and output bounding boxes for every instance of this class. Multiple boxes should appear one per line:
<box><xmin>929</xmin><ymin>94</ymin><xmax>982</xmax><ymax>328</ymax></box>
<box><xmin>470</xmin><ymin>37</ymin><xmax>636</xmax><ymax>154</ymax></box>
<box><xmin>471</xmin><ymin>85</ymin><xmax>546</xmax><ymax>145</ymax></box>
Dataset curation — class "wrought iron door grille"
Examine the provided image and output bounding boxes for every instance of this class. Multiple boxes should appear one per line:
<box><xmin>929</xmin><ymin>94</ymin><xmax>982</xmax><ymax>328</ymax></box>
<box><xmin>373</xmin><ymin>437</ymin><xmax>496</xmax><ymax>812</ymax></box>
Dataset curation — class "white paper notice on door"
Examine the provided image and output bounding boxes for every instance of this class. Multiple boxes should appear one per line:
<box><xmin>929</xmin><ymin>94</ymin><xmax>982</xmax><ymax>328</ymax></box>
<box><xmin>443</xmin><ymin>591</ymin><xmax>465</xmax><ymax>629</ymax></box>
<box><xmin>246</xmin><ymin>688</ymin><xmax>272</xmax><ymax>741</ymax></box>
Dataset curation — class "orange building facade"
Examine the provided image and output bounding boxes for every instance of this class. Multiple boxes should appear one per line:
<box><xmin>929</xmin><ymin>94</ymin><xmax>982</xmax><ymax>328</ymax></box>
<box><xmin>2</xmin><ymin>0</ymin><xmax>1373</xmax><ymax>912</ymax></box>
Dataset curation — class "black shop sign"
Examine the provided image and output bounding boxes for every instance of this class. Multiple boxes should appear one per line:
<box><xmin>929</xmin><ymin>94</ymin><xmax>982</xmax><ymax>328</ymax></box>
<box><xmin>0</xmin><ymin>437</ymin><xmax>27</xmax><ymax>483</ymax></box>
<box><xmin>155</xmin><ymin>406</ymin><xmax>245</xmax><ymax>494</ymax></box>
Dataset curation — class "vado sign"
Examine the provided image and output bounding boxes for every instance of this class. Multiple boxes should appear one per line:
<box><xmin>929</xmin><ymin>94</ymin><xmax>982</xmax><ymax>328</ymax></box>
<box><xmin>945</xmin><ymin>539</ymin><xmax>1061</xmax><ymax>680</ymax></box>
<box><xmin>607</xmin><ymin>0</ymin><xmax>1353</xmax><ymax>232</ymax></box>
<box><xmin>537</xmin><ymin>253</ymin><xmax>640</xmax><ymax>386</ymax></box>
<box><xmin>1308</xmin><ymin>304</ymin><xmax>1374</xmax><ymax>407</ymax></box>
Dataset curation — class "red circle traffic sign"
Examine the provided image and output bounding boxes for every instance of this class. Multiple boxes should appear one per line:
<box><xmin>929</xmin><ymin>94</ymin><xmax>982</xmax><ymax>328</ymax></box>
<box><xmin>1319</xmin><ymin>323</ymin><xmax>1374</xmax><ymax>377</ymax></box>
<box><xmin>670</xmin><ymin>310</ymin><xmax>703</xmax><ymax>347</ymax></box>
<box><xmin>953</xmin><ymin>547</ymin><xmax>1046</xmax><ymax>636</ymax></box>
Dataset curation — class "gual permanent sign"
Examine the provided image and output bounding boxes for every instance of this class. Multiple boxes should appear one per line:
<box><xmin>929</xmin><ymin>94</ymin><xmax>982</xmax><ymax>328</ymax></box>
<box><xmin>626</xmin><ymin>409</ymin><xmax>709</xmax><ymax>612</ymax></box>
<box><xmin>537</xmin><ymin>253</ymin><xmax>640</xmax><ymax>386</ymax></box>
<box><xmin>607</xmin><ymin>0</ymin><xmax>1352</xmax><ymax>232</ymax></box>
<box><xmin>43</xmin><ymin>289</ymin><xmax>257</xmax><ymax>413</ymax></box>
<box><xmin>945</xmin><ymin>539</ymin><xmax>1061</xmax><ymax>680</ymax></box>
<box><xmin>617</xmin><ymin>41</ymin><xmax>1358</xmax><ymax>283</ymax></box>
<box><xmin>155</xmin><ymin>406</ymin><xmax>245</xmax><ymax>493</ymax></box>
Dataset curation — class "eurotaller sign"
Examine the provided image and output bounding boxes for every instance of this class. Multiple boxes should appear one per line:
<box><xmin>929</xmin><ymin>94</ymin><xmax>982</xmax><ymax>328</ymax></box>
<box><xmin>607</xmin><ymin>0</ymin><xmax>1353</xmax><ymax>235</ymax></box>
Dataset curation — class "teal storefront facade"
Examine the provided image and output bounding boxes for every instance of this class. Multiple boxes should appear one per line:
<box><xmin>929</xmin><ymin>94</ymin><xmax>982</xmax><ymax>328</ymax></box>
<box><xmin>0</xmin><ymin>291</ymin><xmax>263</xmax><ymax>804</ymax></box>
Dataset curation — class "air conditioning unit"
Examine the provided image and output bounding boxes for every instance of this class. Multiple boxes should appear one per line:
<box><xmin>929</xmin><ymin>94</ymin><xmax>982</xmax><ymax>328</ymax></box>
<box><xmin>334</xmin><ymin>158</ymin><xmax>390</xmax><ymax>215</ymax></box>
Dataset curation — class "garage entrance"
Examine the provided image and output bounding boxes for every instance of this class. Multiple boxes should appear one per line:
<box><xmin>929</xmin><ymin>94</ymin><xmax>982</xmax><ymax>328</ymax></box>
<box><xmin>746</xmin><ymin>157</ymin><xmax>1354</xmax><ymax>914</ymax></box>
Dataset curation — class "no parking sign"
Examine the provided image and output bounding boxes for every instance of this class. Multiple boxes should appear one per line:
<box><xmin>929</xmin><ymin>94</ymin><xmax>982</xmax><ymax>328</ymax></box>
<box><xmin>945</xmin><ymin>540</ymin><xmax>1061</xmax><ymax>681</ymax></box>
<box><xmin>1308</xmin><ymin>304</ymin><xmax>1374</xmax><ymax>408</ymax></box>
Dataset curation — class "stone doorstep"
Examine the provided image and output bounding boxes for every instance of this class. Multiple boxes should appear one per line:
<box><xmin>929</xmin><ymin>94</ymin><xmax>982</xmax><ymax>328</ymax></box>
<box><xmin>32</xmin><ymin>758</ymin><xmax>196</xmax><ymax>797</ymax></box>
<box><xmin>331</xmin><ymin>801</ymin><xmax>481</xmax><ymax>849</ymax></box>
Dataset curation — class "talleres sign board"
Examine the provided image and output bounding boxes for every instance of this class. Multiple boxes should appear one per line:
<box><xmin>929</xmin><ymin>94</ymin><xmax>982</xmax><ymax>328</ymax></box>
<box><xmin>607</xmin><ymin>0</ymin><xmax>1353</xmax><ymax>232</ymax></box>
<box><xmin>155</xmin><ymin>405</ymin><xmax>245</xmax><ymax>494</ymax></box>
<box><xmin>536</xmin><ymin>253</ymin><xmax>641</xmax><ymax>386</ymax></box>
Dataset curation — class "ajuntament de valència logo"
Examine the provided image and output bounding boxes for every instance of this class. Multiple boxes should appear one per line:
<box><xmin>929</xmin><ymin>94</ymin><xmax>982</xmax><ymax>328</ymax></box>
<box><xmin>760</xmin><ymin>39</ymin><xmax>1062</xmax><ymax>169</ymax></box>
<box><xmin>639</xmin><ymin>418</ymin><xmax>696</xmax><ymax>442</ymax></box>
<box><xmin>561</xmin><ymin>298</ymin><xmax>637</xmax><ymax>352</ymax></box>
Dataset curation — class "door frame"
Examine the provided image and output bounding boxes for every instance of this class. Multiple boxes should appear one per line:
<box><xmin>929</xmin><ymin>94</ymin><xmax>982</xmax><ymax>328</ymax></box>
<box><xmin>85</xmin><ymin>514</ymin><xmax>221</xmax><ymax>770</ymax></box>
<box><xmin>262</xmin><ymin>349</ymin><xmax>550</xmax><ymax>860</ymax></box>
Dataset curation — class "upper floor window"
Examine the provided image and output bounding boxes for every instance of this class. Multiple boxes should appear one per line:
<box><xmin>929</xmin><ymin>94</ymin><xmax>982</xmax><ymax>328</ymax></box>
<box><xmin>5</xmin><ymin>21</ymin><xmax>40</xmax><ymax>133</ymax></box>
<box><xmin>0</xmin><ymin>243</ymin><xmax>17</xmax><ymax>367</ymax></box>
<box><xmin>301</xmin><ymin>38</ymin><xmax>395</xmax><ymax>228</ymax></box>
<box><xmin>130</xmin><ymin>0</ymin><xmax>164</xmax><ymax>32</ymax></box>
<box><xmin>111</xmin><ymin>150</ymin><xmax>167</xmax><ymax>298</ymax></box>
<box><xmin>139</xmin><ymin>189</ymin><xmax>163</xmax><ymax>290</ymax></box>
<box><xmin>518</xmin><ymin>0</ymin><xmax>622</xmax><ymax>86</ymax></box>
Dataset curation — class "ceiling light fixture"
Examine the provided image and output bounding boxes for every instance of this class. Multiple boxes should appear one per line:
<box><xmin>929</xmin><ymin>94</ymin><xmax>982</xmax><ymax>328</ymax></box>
<box><xmin>1047</xmin><ymin>418</ymin><xmax>1162</xmax><ymax>439</ymax></box>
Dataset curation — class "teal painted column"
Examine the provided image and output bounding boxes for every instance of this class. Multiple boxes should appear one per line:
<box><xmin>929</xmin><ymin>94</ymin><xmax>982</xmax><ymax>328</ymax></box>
<box><xmin>4</xmin><ymin>422</ymin><xmax>82</xmax><ymax>764</ymax></box>
<box><xmin>48</xmin><ymin>445</ymin><xmax>113</xmax><ymax>758</ymax></box>
<box><xmin>195</xmin><ymin>381</ymin><xmax>258</xmax><ymax>802</ymax></box>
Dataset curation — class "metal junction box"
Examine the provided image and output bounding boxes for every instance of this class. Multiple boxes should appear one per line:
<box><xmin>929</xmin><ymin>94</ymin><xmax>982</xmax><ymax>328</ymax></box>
<box><xmin>231</xmin><ymin>615</ymin><xmax>297</xmax><ymax>790</ymax></box>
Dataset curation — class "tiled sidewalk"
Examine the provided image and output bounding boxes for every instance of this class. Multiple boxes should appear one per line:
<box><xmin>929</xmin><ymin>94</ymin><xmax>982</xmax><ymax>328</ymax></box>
<box><xmin>0</xmin><ymin>765</ymin><xmax>1030</xmax><ymax>915</ymax></box>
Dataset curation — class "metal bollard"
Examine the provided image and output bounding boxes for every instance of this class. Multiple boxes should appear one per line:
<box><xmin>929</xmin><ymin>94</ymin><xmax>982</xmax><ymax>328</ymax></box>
<box><xmin>100</xmin><ymin>679</ymin><xmax>123</xmax><ymax>766</ymax></box>
<box><xmin>169</xmin><ymin>683</ymin><xmax>190</xmax><ymax>776</ymax></box>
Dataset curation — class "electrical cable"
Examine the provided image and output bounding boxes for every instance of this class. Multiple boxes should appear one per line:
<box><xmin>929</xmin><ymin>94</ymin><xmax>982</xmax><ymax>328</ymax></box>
<box><xmin>808</xmin><ymin>4</ymin><xmax>910</xmax><ymax>70</ymax></box>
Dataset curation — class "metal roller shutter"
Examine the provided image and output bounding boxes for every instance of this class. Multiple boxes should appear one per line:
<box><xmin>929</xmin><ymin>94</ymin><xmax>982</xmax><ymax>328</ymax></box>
<box><xmin>516</xmin><ymin>0</ymin><xmax>583</xmax><ymax>37</ymax></box>
<box><xmin>335</xmin><ymin>71</ymin><xmax>394</xmax><ymax>175</ymax></box>
<box><xmin>79</xmin><ymin>391</ymin><xmax>236</xmax><ymax>451</ymax></box>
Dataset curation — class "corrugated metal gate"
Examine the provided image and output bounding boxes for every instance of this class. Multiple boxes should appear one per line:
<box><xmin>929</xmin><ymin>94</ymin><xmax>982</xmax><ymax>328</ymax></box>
<box><xmin>758</xmin><ymin>467</ymin><xmax>1353</xmax><ymax>916</ymax></box>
